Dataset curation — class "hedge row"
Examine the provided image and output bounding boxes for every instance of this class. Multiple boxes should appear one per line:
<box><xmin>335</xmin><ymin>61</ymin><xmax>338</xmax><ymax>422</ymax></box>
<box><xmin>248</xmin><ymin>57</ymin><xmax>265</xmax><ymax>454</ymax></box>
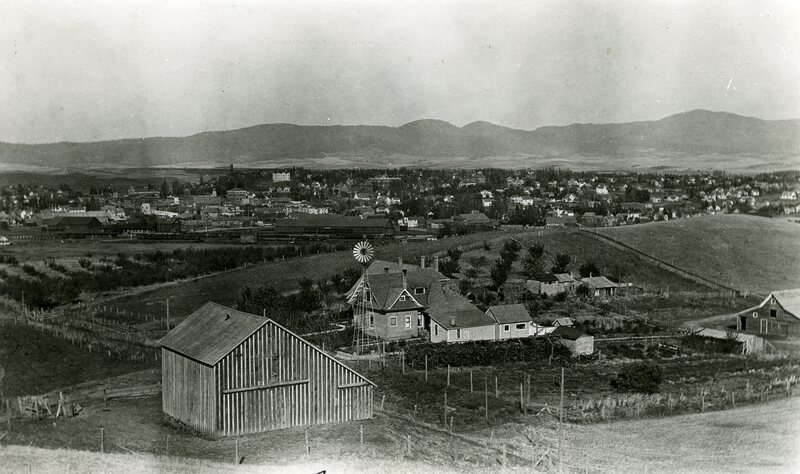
<box><xmin>404</xmin><ymin>337</ymin><xmax>572</xmax><ymax>368</ymax></box>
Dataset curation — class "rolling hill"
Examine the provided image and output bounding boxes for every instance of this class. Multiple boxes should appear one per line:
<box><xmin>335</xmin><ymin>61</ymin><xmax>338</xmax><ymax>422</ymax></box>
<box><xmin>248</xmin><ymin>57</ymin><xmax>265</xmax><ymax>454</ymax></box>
<box><xmin>595</xmin><ymin>214</ymin><xmax>800</xmax><ymax>295</ymax></box>
<box><xmin>0</xmin><ymin>110</ymin><xmax>797</xmax><ymax>169</ymax></box>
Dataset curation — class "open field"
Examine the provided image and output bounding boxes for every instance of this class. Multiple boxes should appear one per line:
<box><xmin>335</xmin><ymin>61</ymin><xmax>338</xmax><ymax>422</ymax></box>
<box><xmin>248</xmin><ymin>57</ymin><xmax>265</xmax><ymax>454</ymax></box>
<box><xmin>0</xmin><ymin>321</ymin><xmax>153</xmax><ymax>397</ymax></box>
<box><xmin>3</xmin><ymin>393</ymin><xmax>798</xmax><ymax>473</ymax></box>
<box><xmin>595</xmin><ymin>214</ymin><xmax>800</xmax><ymax>295</ymax></box>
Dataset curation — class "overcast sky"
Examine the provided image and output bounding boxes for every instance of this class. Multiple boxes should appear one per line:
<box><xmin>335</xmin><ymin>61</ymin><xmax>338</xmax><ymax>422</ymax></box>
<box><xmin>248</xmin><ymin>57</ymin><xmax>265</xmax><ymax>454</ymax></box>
<box><xmin>1</xmin><ymin>0</ymin><xmax>798</xmax><ymax>143</ymax></box>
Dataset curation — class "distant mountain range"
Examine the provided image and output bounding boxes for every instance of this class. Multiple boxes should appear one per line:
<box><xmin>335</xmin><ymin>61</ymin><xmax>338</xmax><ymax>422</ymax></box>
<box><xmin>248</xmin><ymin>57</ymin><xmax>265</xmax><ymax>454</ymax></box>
<box><xmin>0</xmin><ymin>110</ymin><xmax>797</xmax><ymax>169</ymax></box>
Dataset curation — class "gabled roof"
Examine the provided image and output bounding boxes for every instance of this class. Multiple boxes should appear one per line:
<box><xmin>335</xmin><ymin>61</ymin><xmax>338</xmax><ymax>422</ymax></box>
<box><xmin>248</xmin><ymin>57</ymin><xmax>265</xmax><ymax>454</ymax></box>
<box><xmin>366</xmin><ymin>259</ymin><xmax>421</xmax><ymax>275</ymax></box>
<box><xmin>552</xmin><ymin>317</ymin><xmax>574</xmax><ymax>327</ymax></box>
<box><xmin>160</xmin><ymin>302</ymin><xmax>268</xmax><ymax>365</ymax></box>
<box><xmin>348</xmin><ymin>268</ymin><xmax>447</xmax><ymax>310</ymax></box>
<box><xmin>554</xmin><ymin>273</ymin><xmax>576</xmax><ymax>283</ymax></box>
<box><xmin>580</xmin><ymin>276</ymin><xmax>618</xmax><ymax>289</ymax></box>
<box><xmin>765</xmin><ymin>289</ymin><xmax>800</xmax><ymax>319</ymax></box>
<box><xmin>159</xmin><ymin>302</ymin><xmax>376</xmax><ymax>387</ymax></box>
<box><xmin>487</xmin><ymin>304</ymin><xmax>532</xmax><ymax>324</ymax></box>
<box><xmin>425</xmin><ymin>281</ymin><xmax>496</xmax><ymax>329</ymax></box>
<box><xmin>533</xmin><ymin>272</ymin><xmax>558</xmax><ymax>283</ymax></box>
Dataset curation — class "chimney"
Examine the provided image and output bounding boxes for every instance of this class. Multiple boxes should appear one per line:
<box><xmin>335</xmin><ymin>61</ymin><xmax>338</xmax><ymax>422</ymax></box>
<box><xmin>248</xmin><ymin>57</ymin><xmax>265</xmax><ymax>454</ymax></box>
<box><xmin>402</xmin><ymin>268</ymin><xmax>407</xmax><ymax>289</ymax></box>
<box><xmin>449</xmin><ymin>316</ymin><xmax>456</xmax><ymax>327</ymax></box>
<box><xmin>433</xmin><ymin>256</ymin><xmax>440</xmax><ymax>272</ymax></box>
<box><xmin>398</xmin><ymin>257</ymin><xmax>403</xmax><ymax>271</ymax></box>
<box><xmin>384</xmin><ymin>266</ymin><xmax>389</xmax><ymax>274</ymax></box>
<box><xmin>420</xmin><ymin>256</ymin><xmax>426</xmax><ymax>269</ymax></box>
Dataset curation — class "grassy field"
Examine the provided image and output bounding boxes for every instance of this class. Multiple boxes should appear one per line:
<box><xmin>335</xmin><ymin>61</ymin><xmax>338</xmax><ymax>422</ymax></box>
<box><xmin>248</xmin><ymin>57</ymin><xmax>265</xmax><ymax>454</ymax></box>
<box><xmin>4</xmin><ymin>393</ymin><xmax>798</xmax><ymax>473</ymax></box>
<box><xmin>596</xmin><ymin>214</ymin><xmax>800</xmax><ymax>295</ymax></box>
<box><xmin>0</xmin><ymin>322</ymin><xmax>154</xmax><ymax>397</ymax></box>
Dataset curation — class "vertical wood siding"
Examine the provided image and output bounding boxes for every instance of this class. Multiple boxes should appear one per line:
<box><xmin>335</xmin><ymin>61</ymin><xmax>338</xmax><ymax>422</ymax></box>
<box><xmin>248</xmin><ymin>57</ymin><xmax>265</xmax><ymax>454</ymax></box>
<box><xmin>161</xmin><ymin>348</ymin><xmax>216</xmax><ymax>433</ymax></box>
<box><xmin>163</xmin><ymin>321</ymin><xmax>372</xmax><ymax>436</ymax></box>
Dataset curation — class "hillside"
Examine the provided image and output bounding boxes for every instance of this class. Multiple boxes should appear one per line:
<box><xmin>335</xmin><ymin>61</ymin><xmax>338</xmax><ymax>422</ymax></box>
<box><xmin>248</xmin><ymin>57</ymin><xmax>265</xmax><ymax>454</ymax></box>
<box><xmin>0</xmin><ymin>110</ymin><xmax>797</xmax><ymax>170</ymax></box>
<box><xmin>595</xmin><ymin>214</ymin><xmax>800</xmax><ymax>295</ymax></box>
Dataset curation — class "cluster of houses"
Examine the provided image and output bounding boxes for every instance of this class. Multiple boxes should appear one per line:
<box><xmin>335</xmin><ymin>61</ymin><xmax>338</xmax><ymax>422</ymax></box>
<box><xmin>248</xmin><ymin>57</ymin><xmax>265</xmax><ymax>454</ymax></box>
<box><xmin>346</xmin><ymin>258</ymin><xmax>594</xmax><ymax>355</ymax></box>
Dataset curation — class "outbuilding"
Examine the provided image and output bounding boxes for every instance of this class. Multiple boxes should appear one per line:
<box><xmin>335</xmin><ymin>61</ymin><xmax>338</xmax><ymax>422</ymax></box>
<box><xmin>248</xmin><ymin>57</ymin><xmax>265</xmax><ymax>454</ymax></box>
<box><xmin>160</xmin><ymin>302</ymin><xmax>374</xmax><ymax>436</ymax></box>
<box><xmin>551</xmin><ymin>326</ymin><xmax>594</xmax><ymax>355</ymax></box>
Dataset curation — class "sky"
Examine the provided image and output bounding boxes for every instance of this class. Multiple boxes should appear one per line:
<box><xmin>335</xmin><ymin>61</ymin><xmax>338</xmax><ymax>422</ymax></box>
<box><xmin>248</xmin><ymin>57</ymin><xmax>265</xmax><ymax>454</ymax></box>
<box><xmin>1</xmin><ymin>0</ymin><xmax>799</xmax><ymax>143</ymax></box>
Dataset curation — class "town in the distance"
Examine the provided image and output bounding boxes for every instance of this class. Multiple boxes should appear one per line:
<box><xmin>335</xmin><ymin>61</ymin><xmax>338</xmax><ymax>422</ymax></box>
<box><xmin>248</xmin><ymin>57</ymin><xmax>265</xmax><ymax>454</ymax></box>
<box><xmin>1</xmin><ymin>162</ymin><xmax>799</xmax><ymax>471</ymax></box>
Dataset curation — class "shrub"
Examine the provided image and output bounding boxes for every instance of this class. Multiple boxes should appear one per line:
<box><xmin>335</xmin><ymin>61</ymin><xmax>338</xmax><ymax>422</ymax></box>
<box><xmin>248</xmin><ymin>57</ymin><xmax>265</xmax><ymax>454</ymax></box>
<box><xmin>575</xmin><ymin>283</ymin><xmax>591</xmax><ymax>298</ymax></box>
<box><xmin>551</xmin><ymin>252</ymin><xmax>572</xmax><ymax>273</ymax></box>
<box><xmin>404</xmin><ymin>338</ymin><xmax>571</xmax><ymax>368</ymax></box>
<box><xmin>610</xmin><ymin>361</ymin><xmax>664</xmax><ymax>393</ymax></box>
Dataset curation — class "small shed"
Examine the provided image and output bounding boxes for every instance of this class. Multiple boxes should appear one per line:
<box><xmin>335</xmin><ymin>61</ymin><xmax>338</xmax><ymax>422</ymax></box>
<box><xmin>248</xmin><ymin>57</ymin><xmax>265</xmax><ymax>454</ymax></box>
<box><xmin>551</xmin><ymin>326</ymin><xmax>594</xmax><ymax>355</ymax></box>
<box><xmin>160</xmin><ymin>302</ymin><xmax>374</xmax><ymax>436</ymax></box>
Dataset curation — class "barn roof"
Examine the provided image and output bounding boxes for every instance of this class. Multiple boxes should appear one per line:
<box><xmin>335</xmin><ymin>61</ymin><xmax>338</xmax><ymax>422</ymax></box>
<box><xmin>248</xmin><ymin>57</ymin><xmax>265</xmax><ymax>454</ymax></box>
<box><xmin>160</xmin><ymin>302</ymin><xmax>376</xmax><ymax>387</ymax></box>
<box><xmin>767</xmin><ymin>289</ymin><xmax>800</xmax><ymax>319</ymax></box>
<box><xmin>160</xmin><ymin>302</ymin><xmax>267</xmax><ymax>365</ymax></box>
<box><xmin>487</xmin><ymin>304</ymin><xmax>532</xmax><ymax>324</ymax></box>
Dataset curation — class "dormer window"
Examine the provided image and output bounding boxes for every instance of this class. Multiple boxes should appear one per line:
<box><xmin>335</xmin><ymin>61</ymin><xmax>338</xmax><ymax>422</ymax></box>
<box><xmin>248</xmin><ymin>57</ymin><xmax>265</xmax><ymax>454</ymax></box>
<box><xmin>415</xmin><ymin>287</ymin><xmax>426</xmax><ymax>295</ymax></box>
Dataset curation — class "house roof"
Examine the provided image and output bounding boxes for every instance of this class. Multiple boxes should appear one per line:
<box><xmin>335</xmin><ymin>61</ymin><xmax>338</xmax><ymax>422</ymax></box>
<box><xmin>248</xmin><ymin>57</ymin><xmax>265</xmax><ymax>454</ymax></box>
<box><xmin>554</xmin><ymin>273</ymin><xmax>576</xmax><ymax>283</ymax></box>
<box><xmin>160</xmin><ymin>301</ymin><xmax>268</xmax><ymax>365</ymax></box>
<box><xmin>580</xmin><ymin>276</ymin><xmax>618</xmax><ymax>289</ymax></box>
<box><xmin>349</xmin><ymin>267</ymin><xmax>447</xmax><ymax>310</ymax></box>
<box><xmin>487</xmin><ymin>304</ymin><xmax>532</xmax><ymax>324</ymax></box>
<box><xmin>767</xmin><ymin>289</ymin><xmax>800</xmax><ymax>319</ymax></box>
<box><xmin>533</xmin><ymin>272</ymin><xmax>558</xmax><ymax>283</ymax></box>
<box><xmin>425</xmin><ymin>281</ymin><xmax>496</xmax><ymax>329</ymax></box>
<box><xmin>552</xmin><ymin>317</ymin><xmax>574</xmax><ymax>327</ymax></box>
<box><xmin>366</xmin><ymin>259</ymin><xmax>421</xmax><ymax>275</ymax></box>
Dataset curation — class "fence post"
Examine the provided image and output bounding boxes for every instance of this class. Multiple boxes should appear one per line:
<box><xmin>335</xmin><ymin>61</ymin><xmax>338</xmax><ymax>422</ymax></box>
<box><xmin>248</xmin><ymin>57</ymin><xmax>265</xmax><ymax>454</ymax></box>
<box><xmin>447</xmin><ymin>365</ymin><xmax>450</xmax><ymax>386</ymax></box>
<box><xmin>360</xmin><ymin>424</ymin><xmax>364</xmax><ymax>444</ymax></box>
<box><xmin>495</xmin><ymin>376</ymin><xmax>498</xmax><ymax>397</ymax></box>
<box><xmin>470</xmin><ymin>369</ymin><xmax>473</xmax><ymax>393</ymax></box>
<box><xmin>100</xmin><ymin>427</ymin><xmax>105</xmax><ymax>453</ymax></box>
<box><xmin>235</xmin><ymin>438</ymin><xmax>239</xmax><ymax>463</ymax></box>
<box><xmin>443</xmin><ymin>391</ymin><xmax>447</xmax><ymax>428</ymax></box>
<box><xmin>484</xmin><ymin>377</ymin><xmax>489</xmax><ymax>423</ymax></box>
<box><xmin>305</xmin><ymin>430</ymin><xmax>310</xmax><ymax>454</ymax></box>
<box><xmin>425</xmin><ymin>355</ymin><xmax>428</xmax><ymax>381</ymax></box>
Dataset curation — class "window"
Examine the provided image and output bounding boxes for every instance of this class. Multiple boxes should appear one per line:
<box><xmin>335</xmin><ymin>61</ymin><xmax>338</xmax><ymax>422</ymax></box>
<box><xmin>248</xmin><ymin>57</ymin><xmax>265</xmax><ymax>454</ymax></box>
<box><xmin>399</xmin><ymin>295</ymin><xmax>406</xmax><ymax>302</ymax></box>
<box><xmin>516</xmin><ymin>323</ymin><xmax>526</xmax><ymax>330</ymax></box>
<box><xmin>415</xmin><ymin>287</ymin><xmax>426</xmax><ymax>295</ymax></box>
<box><xmin>456</xmin><ymin>329</ymin><xmax>461</xmax><ymax>339</ymax></box>
<box><xmin>770</xmin><ymin>309</ymin><xmax>778</xmax><ymax>318</ymax></box>
<box><xmin>405</xmin><ymin>316</ymin><xmax>411</xmax><ymax>328</ymax></box>
<box><xmin>753</xmin><ymin>312</ymin><xmax>758</xmax><ymax>318</ymax></box>
<box><xmin>503</xmin><ymin>324</ymin><xmax>510</xmax><ymax>332</ymax></box>
<box><xmin>390</xmin><ymin>317</ymin><xmax>397</xmax><ymax>326</ymax></box>
<box><xmin>434</xmin><ymin>325</ymin><xmax>438</xmax><ymax>336</ymax></box>
<box><xmin>369</xmin><ymin>315</ymin><xmax>375</xmax><ymax>327</ymax></box>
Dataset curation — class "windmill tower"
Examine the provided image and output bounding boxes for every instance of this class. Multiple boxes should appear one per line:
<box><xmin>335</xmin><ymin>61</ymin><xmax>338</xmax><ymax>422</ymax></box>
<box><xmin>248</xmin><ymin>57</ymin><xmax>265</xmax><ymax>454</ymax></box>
<box><xmin>351</xmin><ymin>240</ymin><xmax>379</xmax><ymax>356</ymax></box>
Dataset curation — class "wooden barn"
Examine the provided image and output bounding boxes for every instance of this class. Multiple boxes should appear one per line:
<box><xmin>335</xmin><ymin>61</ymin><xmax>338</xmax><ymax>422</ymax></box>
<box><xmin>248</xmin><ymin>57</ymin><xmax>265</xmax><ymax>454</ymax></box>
<box><xmin>160</xmin><ymin>302</ymin><xmax>374</xmax><ymax>436</ymax></box>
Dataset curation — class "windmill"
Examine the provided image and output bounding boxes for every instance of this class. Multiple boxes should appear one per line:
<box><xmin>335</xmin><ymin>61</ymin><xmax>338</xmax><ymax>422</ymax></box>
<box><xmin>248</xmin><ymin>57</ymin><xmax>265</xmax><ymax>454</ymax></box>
<box><xmin>351</xmin><ymin>240</ymin><xmax>378</xmax><ymax>356</ymax></box>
